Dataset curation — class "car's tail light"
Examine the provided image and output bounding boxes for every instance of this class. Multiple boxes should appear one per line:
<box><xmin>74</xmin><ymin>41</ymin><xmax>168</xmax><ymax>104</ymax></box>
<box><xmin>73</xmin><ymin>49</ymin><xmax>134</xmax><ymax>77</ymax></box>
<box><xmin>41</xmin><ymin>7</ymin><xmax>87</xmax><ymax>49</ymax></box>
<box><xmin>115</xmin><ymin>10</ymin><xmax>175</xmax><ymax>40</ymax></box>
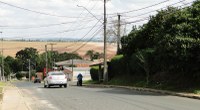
<box><xmin>65</xmin><ymin>76</ymin><xmax>67</xmax><ymax>79</ymax></box>
<box><xmin>49</xmin><ymin>76</ymin><xmax>52</xmax><ymax>79</ymax></box>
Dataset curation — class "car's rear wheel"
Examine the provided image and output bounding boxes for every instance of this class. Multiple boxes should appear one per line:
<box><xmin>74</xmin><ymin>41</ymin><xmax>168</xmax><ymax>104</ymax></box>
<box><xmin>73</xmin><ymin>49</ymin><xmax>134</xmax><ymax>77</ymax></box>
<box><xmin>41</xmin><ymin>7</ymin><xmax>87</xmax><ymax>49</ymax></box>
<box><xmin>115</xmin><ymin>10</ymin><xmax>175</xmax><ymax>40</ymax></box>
<box><xmin>64</xmin><ymin>84</ymin><xmax>67</xmax><ymax>88</ymax></box>
<box><xmin>47</xmin><ymin>82</ymin><xmax>50</xmax><ymax>88</ymax></box>
<box><xmin>44</xmin><ymin>82</ymin><xmax>47</xmax><ymax>88</ymax></box>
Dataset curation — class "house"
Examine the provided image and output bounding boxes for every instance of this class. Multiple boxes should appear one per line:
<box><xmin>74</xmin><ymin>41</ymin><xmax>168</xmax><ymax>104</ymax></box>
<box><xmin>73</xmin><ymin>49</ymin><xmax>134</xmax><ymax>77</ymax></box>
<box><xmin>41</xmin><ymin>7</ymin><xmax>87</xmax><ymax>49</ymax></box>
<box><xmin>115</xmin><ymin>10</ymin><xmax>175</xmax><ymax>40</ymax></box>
<box><xmin>55</xmin><ymin>59</ymin><xmax>93</xmax><ymax>81</ymax></box>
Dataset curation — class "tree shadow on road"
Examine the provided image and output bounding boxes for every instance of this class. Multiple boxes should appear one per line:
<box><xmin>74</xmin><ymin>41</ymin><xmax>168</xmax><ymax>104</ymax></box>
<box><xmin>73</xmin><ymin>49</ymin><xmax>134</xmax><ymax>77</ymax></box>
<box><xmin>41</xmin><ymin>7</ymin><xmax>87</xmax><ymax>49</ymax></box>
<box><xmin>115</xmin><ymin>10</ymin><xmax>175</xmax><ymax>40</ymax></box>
<box><xmin>96</xmin><ymin>87</ymin><xmax>167</xmax><ymax>96</ymax></box>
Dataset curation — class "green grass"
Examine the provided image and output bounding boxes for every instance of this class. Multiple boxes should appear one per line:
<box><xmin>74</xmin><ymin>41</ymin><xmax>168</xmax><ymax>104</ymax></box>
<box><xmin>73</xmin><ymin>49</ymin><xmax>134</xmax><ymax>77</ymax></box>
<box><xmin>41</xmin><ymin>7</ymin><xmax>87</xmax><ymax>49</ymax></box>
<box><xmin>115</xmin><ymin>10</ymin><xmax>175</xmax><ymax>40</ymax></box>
<box><xmin>86</xmin><ymin>77</ymin><xmax>200</xmax><ymax>95</ymax></box>
<box><xmin>83</xmin><ymin>80</ymin><xmax>100</xmax><ymax>84</ymax></box>
<box><xmin>194</xmin><ymin>90</ymin><xmax>200</xmax><ymax>94</ymax></box>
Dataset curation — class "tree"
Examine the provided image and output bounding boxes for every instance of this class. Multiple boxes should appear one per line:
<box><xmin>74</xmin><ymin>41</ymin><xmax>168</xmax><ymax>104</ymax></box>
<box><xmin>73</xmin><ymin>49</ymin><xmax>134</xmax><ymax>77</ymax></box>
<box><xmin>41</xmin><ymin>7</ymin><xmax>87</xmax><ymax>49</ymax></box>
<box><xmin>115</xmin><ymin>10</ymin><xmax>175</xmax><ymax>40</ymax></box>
<box><xmin>15</xmin><ymin>47</ymin><xmax>39</xmax><ymax>71</ymax></box>
<box><xmin>85</xmin><ymin>50</ymin><xmax>102</xmax><ymax>61</ymax></box>
<box><xmin>113</xmin><ymin>1</ymin><xmax>200</xmax><ymax>88</ymax></box>
<box><xmin>85</xmin><ymin>50</ymin><xmax>95</xmax><ymax>61</ymax></box>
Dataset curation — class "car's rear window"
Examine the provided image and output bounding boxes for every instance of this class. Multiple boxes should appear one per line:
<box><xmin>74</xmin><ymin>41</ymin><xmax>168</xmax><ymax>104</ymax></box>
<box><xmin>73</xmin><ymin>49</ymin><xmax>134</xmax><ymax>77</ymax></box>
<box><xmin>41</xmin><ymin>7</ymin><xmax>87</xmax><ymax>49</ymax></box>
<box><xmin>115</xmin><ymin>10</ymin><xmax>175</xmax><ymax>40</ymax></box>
<box><xmin>50</xmin><ymin>73</ymin><xmax>64</xmax><ymax>75</ymax></box>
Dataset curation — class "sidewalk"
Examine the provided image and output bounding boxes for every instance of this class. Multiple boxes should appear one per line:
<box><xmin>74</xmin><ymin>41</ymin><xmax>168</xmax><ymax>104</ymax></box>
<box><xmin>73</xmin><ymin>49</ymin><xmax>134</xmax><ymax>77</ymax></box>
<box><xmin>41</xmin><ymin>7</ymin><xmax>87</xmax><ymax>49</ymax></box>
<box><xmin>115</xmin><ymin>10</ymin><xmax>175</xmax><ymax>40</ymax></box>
<box><xmin>1</xmin><ymin>84</ymin><xmax>31</xmax><ymax>110</ymax></box>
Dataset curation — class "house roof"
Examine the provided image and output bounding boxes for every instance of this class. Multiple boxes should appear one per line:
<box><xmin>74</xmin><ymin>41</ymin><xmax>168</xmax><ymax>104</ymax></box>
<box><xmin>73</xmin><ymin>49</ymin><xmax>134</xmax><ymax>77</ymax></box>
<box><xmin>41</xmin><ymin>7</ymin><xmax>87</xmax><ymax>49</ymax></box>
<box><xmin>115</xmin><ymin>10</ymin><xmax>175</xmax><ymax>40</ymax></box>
<box><xmin>89</xmin><ymin>60</ymin><xmax>110</xmax><ymax>67</ymax></box>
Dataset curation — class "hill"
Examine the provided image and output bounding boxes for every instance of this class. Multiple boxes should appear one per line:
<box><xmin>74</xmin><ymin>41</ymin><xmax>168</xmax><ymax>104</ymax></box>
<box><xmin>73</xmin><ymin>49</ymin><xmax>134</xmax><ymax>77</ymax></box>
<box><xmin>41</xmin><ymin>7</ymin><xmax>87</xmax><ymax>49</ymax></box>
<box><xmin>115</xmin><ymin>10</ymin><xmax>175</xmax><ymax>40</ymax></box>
<box><xmin>2</xmin><ymin>41</ymin><xmax>117</xmax><ymax>59</ymax></box>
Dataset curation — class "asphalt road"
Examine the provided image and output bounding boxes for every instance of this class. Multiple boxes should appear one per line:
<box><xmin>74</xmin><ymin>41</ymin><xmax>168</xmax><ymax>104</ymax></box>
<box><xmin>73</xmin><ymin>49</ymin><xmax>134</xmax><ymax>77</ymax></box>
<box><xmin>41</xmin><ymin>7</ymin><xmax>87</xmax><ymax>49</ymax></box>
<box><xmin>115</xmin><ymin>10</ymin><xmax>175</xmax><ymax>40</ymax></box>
<box><xmin>13</xmin><ymin>81</ymin><xmax>200</xmax><ymax>110</ymax></box>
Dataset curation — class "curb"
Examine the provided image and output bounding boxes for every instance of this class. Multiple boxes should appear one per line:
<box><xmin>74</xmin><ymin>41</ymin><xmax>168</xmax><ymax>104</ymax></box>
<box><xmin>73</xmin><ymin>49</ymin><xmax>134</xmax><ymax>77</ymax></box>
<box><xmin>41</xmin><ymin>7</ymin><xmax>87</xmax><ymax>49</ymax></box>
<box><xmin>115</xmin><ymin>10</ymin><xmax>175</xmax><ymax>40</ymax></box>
<box><xmin>83</xmin><ymin>84</ymin><xmax>200</xmax><ymax>100</ymax></box>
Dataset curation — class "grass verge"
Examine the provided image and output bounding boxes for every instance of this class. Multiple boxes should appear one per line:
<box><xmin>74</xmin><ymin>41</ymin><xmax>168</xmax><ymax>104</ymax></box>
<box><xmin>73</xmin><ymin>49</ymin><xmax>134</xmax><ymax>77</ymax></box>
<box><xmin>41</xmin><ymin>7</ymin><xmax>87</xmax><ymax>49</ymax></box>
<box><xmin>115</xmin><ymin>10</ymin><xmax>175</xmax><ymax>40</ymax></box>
<box><xmin>83</xmin><ymin>80</ymin><xmax>100</xmax><ymax>84</ymax></box>
<box><xmin>0</xmin><ymin>82</ymin><xmax>6</xmax><ymax>101</ymax></box>
<box><xmin>86</xmin><ymin>78</ymin><xmax>200</xmax><ymax>95</ymax></box>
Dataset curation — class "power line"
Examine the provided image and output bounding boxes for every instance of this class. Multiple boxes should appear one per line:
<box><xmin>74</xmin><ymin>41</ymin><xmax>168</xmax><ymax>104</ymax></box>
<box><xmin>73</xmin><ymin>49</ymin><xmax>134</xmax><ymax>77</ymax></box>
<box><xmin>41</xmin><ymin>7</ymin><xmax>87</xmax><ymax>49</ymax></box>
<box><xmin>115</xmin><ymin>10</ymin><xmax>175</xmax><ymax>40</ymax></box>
<box><xmin>4</xmin><ymin>24</ymin><xmax>102</xmax><ymax>39</ymax></box>
<box><xmin>63</xmin><ymin>1</ymin><xmax>101</xmax><ymax>40</ymax></box>
<box><xmin>107</xmin><ymin>0</ymin><xmax>170</xmax><ymax>16</ymax></box>
<box><xmin>3</xmin><ymin>1</ymin><xmax>193</xmax><ymax>40</ymax></box>
<box><xmin>0</xmin><ymin>19</ymin><xmax>96</xmax><ymax>29</ymax></box>
<box><xmin>72</xmin><ymin>26</ymin><xmax>103</xmax><ymax>53</ymax></box>
<box><xmin>122</xmin><ymin>0</ymin><xmax>191</xmax><ymax>19</ymax></box>
<box><xmin>0</xmin><ymin>0</ymin><xmax>92</xmax><ymax>18</ymax></box>
<box><xmin>65</xmin><ymin>19</ymin><xmax>102</xmax><ymax>48</ymax></box>
<box><xmin>121</xmin><ymin>1</ymin><xmax>193</xmax><ymax>26</ymax></box>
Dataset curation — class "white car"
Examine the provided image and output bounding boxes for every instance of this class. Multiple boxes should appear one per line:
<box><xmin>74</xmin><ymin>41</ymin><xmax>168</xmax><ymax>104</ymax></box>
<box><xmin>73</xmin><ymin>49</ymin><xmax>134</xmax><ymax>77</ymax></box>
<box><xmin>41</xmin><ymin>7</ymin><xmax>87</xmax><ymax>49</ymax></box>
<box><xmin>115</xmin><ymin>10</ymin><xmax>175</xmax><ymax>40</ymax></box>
<box><xmin>44</xmin><ymin>71</ymin><xmax>67</xmax><ymax>88</ymax></box>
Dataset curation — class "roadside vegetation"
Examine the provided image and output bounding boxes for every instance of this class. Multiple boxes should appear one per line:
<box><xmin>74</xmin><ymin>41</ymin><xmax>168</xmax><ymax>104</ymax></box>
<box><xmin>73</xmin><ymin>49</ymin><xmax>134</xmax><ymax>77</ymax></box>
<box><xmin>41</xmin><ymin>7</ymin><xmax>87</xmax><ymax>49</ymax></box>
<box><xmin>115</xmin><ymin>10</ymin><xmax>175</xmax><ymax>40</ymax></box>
<box><xmin>90</xmin><ymin>0</ymin><xmax>200</xmax><ymax>94</ymax></box>
<box><xmin>1</xmin><ymin>47</ymin><xmax>82</xmax><ymax>80</ymax></box>
<box><xmin>0</xmin><ymin>82</ymin><xmax>6</xmax><ymax>101</ymax></box>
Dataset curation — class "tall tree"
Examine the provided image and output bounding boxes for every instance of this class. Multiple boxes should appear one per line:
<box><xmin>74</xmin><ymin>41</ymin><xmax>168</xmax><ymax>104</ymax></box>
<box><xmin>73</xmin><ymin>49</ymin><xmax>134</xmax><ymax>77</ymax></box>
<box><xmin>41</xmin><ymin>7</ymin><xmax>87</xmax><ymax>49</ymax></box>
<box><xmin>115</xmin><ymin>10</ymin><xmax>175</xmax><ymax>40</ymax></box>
<box><xmin>15</xmin><ymin>47</ymin><xmax>39</xmax><ymax>71</ymax></box>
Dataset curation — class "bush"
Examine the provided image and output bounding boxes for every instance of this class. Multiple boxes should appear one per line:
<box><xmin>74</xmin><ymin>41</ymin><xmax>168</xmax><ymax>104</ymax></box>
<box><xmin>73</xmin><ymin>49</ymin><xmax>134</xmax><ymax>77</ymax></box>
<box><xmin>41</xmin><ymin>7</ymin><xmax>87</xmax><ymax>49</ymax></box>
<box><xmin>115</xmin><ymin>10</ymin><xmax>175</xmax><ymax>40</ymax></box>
<box><xmin>16</xmin><ymin>72</ymin><xmax>24</xmax><ymax>80</ymax></box>
<box><xmin>90</xmin><ymin>66</ymin><xmax>99</xmax><ymax>81</ymax></box>
<box><xmin>108</xmin><ymin>55</ymin><xmax>126</xmax><ymax>79</ymax></box>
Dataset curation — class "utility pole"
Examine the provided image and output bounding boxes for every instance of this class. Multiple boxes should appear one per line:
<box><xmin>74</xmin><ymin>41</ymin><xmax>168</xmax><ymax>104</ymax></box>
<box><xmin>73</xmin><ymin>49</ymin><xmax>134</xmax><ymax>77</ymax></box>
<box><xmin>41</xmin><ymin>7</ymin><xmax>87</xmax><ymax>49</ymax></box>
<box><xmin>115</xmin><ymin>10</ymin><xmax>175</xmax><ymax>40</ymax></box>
<box><xmin>117</xmin><ymin>14</ymin><xmax>121</xmax><ymax>54</ymax></box>
<box><xmin>0</xmin><ymin>31</ymin><xmax>1</xmax><ymax>81</ymax></box>
<box><xmin>28</xmin><ymin>59</ymin><xmax>31</xmax><ymax>82</ymax></box>
<box><xmin>70</xmin><ymin>52</ymin><xmax>74</xmax><ymax>81</ymax></box>
<box><xmin>1</xmin><ymin>38</ymin><xmax>4</xmax><ymax>81</ymax></box>
<box><xmin>47</xmin><ymin>43</ymin><xmax>56</xmax><ymax>69</ymax></box>
<box><xmin>45</xmin><ymin>45</ymin><xmax>48</xmax><ymax>76</ymax></box>
<box><xmin>103</xmin><ymin>0</ymin><xmax>108</xmax><ymax>82</ymax></box>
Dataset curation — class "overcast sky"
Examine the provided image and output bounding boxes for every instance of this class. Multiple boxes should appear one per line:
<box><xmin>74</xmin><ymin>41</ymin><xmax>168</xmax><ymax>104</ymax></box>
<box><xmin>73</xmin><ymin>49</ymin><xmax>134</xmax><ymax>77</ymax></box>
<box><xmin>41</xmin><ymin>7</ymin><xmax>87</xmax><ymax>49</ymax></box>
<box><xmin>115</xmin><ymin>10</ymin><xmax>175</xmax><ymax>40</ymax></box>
<box><xmin>0</xmin><ymin>0</ymin><xmax>195</xmax><ymax>41</ymax></box>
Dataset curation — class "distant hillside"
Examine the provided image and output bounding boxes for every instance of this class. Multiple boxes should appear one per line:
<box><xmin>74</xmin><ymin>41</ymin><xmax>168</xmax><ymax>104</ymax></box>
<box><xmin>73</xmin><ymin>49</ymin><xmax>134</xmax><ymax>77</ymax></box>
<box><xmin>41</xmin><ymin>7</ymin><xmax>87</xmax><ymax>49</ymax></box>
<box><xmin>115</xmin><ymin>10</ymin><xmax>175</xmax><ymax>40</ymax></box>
<box><xmin>3</xmin><ymin>41</ymin><xmax>117</xmax><ymax>59</ymax></box>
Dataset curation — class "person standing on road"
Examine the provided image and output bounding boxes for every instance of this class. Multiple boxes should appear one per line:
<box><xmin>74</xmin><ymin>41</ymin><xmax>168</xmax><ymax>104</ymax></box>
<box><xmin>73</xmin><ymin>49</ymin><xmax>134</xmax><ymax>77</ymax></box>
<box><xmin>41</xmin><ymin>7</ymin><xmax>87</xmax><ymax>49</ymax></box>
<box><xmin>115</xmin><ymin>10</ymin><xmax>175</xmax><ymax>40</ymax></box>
<box><xmin>77</xmin><ymin>73</ymin><xmax>83</xmax><ymax>86</ymax></box>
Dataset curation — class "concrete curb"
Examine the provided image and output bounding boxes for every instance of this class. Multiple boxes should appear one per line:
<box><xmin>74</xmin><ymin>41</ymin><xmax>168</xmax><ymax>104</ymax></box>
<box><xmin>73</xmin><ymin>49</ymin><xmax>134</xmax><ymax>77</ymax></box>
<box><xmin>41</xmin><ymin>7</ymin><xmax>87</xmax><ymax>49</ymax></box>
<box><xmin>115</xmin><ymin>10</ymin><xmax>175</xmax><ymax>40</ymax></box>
<box><xmin>83</xmin><ymin>84</ymin><xmax>200</xmax><ymax>100</ymax></box>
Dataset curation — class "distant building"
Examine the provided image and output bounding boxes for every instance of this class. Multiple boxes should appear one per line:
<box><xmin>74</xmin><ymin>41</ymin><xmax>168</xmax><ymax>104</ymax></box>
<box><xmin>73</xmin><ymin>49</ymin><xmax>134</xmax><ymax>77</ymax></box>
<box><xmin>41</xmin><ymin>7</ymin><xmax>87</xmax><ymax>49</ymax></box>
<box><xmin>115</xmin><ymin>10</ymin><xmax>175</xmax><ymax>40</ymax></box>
<box><xmin>55</xmin><ymin>59</ymin><xmax>93</xmax><ymax>81</ymax></box>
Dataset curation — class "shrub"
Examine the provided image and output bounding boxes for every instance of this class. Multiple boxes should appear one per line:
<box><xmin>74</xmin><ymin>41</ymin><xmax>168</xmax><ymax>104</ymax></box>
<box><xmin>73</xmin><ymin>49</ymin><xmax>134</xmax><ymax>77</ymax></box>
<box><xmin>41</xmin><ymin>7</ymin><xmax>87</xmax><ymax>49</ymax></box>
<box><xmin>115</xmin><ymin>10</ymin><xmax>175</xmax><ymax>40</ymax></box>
<box><xmin>108</xmin><ymin>55</ymin><xmax>126</xmax><ymax>79</ymax></box>
<box><xmin>16</xmin><ymin>72</ymin><xmax>24</xmax><ymax>80</ymax></box>
<box><xmin>90</xmin><ymin>66</ymin><xmax>99</xmax><ymax>81</ymax></box>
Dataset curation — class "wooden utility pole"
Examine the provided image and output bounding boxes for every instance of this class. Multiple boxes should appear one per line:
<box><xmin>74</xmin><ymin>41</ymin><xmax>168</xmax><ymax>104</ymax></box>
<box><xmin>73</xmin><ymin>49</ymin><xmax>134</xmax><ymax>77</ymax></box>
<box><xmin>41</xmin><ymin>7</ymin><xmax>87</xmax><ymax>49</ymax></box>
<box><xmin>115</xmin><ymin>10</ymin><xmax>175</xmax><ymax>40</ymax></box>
<box><xmin>103</xmin><ymin>0</ymin><xmax>108</xmax><ymax>82</ymax></box>
<box><xmin>117</xmin><ymin>14</ymin><xmax>121</xmax><ymax>54</ymax></box>
<box><xmin>28</xmin><ymin>59</ymin><xmax>31</xmax><ymax>82</ymax></box>
<box><xmin>47</xmin><ymin>43</ymin><xmax>56</xmax><ymax>69</ymax></box>
<box><xmin>45</xmin><ymin>45</ymin><xmax>48</xmax><ymax>76</ymax></box>
<box><xmin>1</xmin><ymin>38</ymin><xmax>4</xmax><ymax>81</ymax></box>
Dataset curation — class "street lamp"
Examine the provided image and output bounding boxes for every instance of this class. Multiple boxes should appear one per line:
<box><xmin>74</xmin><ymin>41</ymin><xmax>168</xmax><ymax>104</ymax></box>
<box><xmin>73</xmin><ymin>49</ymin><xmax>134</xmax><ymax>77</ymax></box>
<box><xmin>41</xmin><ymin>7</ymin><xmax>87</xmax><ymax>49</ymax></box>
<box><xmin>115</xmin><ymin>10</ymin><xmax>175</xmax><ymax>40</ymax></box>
<box><xmin>77</xmin><ymin>5</ymin><xmax>101</xmax><ymax>21</ymax></box>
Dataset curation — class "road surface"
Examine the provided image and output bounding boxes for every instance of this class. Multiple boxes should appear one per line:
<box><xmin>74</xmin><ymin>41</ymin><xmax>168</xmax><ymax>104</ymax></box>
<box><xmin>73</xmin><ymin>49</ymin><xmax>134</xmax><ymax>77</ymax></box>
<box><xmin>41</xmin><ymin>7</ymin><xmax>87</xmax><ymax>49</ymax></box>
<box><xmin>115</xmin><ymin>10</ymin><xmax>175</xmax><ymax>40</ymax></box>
<box><xmin>13</xmin><ymin>81</ymin><xmax>200</xmax><ymax>110</ymax></box>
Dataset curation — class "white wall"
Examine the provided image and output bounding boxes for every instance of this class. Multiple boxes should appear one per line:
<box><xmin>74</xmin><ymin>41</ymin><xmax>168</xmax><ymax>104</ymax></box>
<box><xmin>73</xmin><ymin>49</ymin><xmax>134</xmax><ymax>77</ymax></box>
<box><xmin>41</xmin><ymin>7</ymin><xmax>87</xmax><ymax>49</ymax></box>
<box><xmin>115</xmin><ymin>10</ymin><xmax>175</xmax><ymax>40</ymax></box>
<box><xmin>65</xmin><ymin>67</ymin><xmax>91</xmax><ymax>81</ymax></box>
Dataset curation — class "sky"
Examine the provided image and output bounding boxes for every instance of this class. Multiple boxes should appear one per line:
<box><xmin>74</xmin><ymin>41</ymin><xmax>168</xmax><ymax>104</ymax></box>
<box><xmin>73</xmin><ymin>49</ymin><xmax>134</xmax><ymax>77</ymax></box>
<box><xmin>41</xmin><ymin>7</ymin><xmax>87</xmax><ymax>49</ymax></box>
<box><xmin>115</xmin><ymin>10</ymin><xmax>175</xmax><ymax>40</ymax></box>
<box><xmin>0</xmin><ymin>0</ymin><xmax>195</xmax><ymax>41</ymax></box>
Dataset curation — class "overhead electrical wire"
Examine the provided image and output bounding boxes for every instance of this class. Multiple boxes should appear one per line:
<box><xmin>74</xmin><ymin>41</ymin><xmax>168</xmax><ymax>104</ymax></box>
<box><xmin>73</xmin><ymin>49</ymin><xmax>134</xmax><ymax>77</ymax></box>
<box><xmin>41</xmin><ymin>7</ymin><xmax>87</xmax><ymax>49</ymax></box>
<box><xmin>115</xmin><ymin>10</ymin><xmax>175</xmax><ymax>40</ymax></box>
<box><xmin>63</xmin><ymin>1</ymin><xmax>101</xmax><ymax>39</ymax></box>
<box><xmin>71</xmin><ymin>25</ymin><xmax>103</xmax><ymax>53</ymax></box>
<box><xmin>1</xmin><ymin>0</ymin><xmax>194</xmax><ymax>41</ymax></box>
<box><xmin>0</xmin><ymin>0</ymin><xmax>92</xmax><ymax>18</ymax></box>
<box><xmin>122</xmin><ymin>0</ymin><xmax>190</xmax><ymax>19</ymax></box>
<box><xmin>54</xmin><ymin>25</ymin><xmax>103</xmax><ymax>53</ymax></box>
<box><xmin>65</xmin><ymin>19</ymin><xmax>102</xmax><ymax>48</ymax></box>
<box><xmin>0</xmin><ymin>18</ymin><xmax>96</xmax><ymax>29</ymax></box>
<box><xmin>3</xmin><ymin>1</ymin><xmax>192</xmax><ymax>39</ymax></box>
<box><xmin>106</xmin><ymin>0</ymin><xmax>170</xmax><ymax>17</ymax></box>
<box><xmin>121</xmin><ymin>1</ymin><xmax>193</xmax><ymax>26</ymax></box>
<box><xmin>5</xmin><ymin>23</ymin><xmax>102</xmax><ymax>39</ymax></box>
